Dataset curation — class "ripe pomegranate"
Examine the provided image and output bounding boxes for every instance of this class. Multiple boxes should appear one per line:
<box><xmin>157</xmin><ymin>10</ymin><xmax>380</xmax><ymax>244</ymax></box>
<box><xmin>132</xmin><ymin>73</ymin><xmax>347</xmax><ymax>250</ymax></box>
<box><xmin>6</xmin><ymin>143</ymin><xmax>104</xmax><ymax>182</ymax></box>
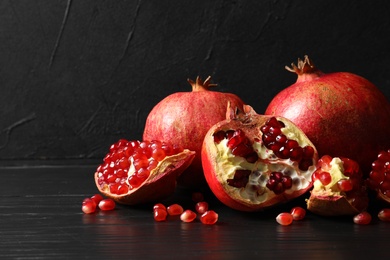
<box><xmin>367</xmin><ymin>149</ymin><xmax>390</xmax><ymax>203</ymax></box>
<box><xmin>265</xmin><ymin>55</ymin><xmax>390</xmax><ymax>175</ymax></box>
<box><xmin>201</xmin><ymin>104</ymin><xmax>318</xmax><ymax>212</ymax></box>
<box><xmin>306</xmin><ymin>155</ymin><xmax>369</xmax><ymax>216</ymax></box>
<box><xmin>143</xmin><ymin>76</ymin><xmax>245</xmax><ymax>188</ymax></box>
<box><xmin>94</xmin><ymin>139</ymin><xmax>195</xmax><ymax>205</ymax></box>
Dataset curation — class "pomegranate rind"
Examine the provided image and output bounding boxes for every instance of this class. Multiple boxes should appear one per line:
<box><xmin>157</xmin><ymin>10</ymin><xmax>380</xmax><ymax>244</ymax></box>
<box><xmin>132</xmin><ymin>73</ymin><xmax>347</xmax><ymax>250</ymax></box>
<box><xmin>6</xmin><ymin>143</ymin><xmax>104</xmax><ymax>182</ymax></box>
<box><xmin>306</xmin><ymin>195</ymin><xmax>363</xmax><ymax>216</ymax></box>
<box><xmin>201</xmin><ymin>105</ymin><xmax>318</xmax><ymax>212</ymax></box>
<box><xmin>95</xmin><ymin>150</ymin><xmax>195</xmax><ymax>205</ymax></box>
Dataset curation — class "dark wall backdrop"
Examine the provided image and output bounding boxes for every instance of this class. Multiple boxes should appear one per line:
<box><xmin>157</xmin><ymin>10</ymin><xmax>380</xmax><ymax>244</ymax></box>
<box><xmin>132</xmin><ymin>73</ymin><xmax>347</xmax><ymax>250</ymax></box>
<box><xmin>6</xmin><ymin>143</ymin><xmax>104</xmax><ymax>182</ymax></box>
<box><xmin>1</xmin><ymin>0</ymin><xmax>390</xmax><ymax>164</ymax></box>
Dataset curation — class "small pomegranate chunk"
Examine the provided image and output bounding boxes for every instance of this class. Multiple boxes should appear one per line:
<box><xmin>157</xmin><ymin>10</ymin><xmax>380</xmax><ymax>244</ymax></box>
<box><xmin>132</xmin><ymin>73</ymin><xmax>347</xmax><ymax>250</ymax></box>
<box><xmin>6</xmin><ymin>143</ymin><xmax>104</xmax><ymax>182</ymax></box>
<box><xmin>290</xmin><ymin>206</ymin><xmax>306</xmax><ymax>221</ymax></box>
<box><xmin>180</xmin><ymin>210</ymin><xmax>197</xmax><ymax>223</ymax></box>
<box><xmin>367</xmin><ymin>149</ymin><xmax>390</xmax><ymax>203</ymax></box>
<box><xmin>200</xmin><ymin>210</ymin><xmax>218</xmax><ymax>225</ymax></box>
<box><xmin>82</xmin><ymin>198</ymin><xmax>97</xmax><ymax>214</ymax></box>
<box><xmin>307</xmin><ymin>156</ymin><xmax>368</xmax><ymax>216</ymax></box>
<box><xmin>378</xmin><ymin>208</ymin><xmax>390</xmax><ymax>222</ymax></box>
<box><xmin>154</xmin><ymin>208</ymin><xmax>168</xmax><ymax>222</ymax></box>
<box><xmin>167</xmin><ymin>204</ymin><xmax>184</xmax><ymax>216</ymax></box>
<box><xmin>276</xmin><ymin>212</ymin><xmax>293</xmax><ymax>226</ymax></box>
<box><xmin>98</xmin><ymin>199</ymin><xmax>116</xmax><ymax>211</ymax></box>
<box><xmin>353</xmin><ymin>212</ymin><xmax>372</xmax><ymax>225</ymax></box>
<box><xmin>195</xmin><ymin>201</ymin><xmax>209</xmax><ymax>214</ymax></box>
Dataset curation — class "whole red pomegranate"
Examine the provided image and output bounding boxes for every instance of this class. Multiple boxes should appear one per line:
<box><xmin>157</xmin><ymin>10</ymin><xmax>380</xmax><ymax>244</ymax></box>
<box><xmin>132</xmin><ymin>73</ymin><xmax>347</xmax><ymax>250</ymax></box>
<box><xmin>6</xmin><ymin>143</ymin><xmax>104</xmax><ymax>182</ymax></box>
<box><xmin>94</xmin><ymin>139</ymin><xmax>195</xmax><ymax>205</ymax></box>
<box><xmin>201</xmin><ymin>104</ymin><xmax>318</xmax><ymax>212</ymax></box>
<box><xmin>143</xmin><ymin>76</ymin><xmax>245</xmax><ymax>188</ymax></box>
<box><xmin>265</xmin><ymin>56</ymin><xmax>390</xmax><ymax>175</ymax></box>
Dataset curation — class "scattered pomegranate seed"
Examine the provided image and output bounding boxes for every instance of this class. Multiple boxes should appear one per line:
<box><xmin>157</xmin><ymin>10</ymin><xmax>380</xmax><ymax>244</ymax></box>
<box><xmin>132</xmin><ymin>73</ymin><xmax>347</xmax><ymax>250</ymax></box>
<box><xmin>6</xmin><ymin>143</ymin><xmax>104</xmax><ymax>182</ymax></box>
<box><xmin>82</xmin><ymin>198</ymin><xmax>97</xmax><ymax>214</ymax></box>
<box><xmin>167</xmin><ymin>204</ymin><xmax>184</xmax><ymax>216</ymax></box>
<box><xmin>98</xmin><ymin>199</ymin><xmax>116</xmax><ymax>211</ymax></box>
<box><xmin>276</xmin><ymin>212</ymin><xmax>293</xmax><ymax>226</ymax></box>
<box><xmin>191</xmin><ymin>192</ymin><xmax>204</xmax><ymax>203</ymax></box>
<box><xmin>90</xmin><ymin>194</ymin><xmax>104</xmax><ymax>205</ymax></box>
<box><xmin>353</xmin><ymin>211</ymin><xmax>372</xmax><ymax>225</ymax></box>
<box><xmin>180</xmin><ymin>210</ymin><xmax>197</xmax><ymax>223</ymax></box>
<box><xmin>378</xmin><ymin>208</ymin><xmax>390</xmax><ymax>222</ymax></box>
<box><xmin>337</xmin><ymin>179</ymin><xmax>353</xmax><ymax>192</ymax></box>
<box><xmin>195</xmin><ymin>201</ymin><xmax>209</xmax><ymax>214</ymax></box>
<box><xmin>200</xmin><ymin>210</ymin><xmax>218</xmax><ymax>225</ymax></box>
<box><xmin>153</xmin><ymin>203</ymin><xmax>167</xmax><ymax>211</ymax></box>
<box><xmin>290</xmin><ymin>207</ymin><xmax>306</xmax><ymax>221</ymax></box>
<box><xmin>154</xmin><ymin>208</ymin><xmax>168</xmax><ymax>222</ymax></box>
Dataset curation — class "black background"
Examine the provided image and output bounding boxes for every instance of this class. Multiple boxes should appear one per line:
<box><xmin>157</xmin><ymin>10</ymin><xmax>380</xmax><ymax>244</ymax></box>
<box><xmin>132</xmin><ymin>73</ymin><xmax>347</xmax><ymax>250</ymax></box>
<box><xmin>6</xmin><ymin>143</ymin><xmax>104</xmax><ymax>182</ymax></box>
<box><xmin>1</xmin><ymin>0</ymin><xmax>390</xmax><ymax>164</ymax></box>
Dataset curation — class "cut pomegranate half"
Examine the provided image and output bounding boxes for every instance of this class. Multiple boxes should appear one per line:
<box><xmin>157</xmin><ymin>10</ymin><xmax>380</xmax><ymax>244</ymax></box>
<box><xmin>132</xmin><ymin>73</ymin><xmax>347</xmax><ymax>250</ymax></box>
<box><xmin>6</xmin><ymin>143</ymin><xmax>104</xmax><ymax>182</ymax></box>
<box><xmin>367</xmin><ymin>149</ymin><xmax>390</xmax><ymax>203</ymax></box>
<box><xmin>94</xmin><ymin>139</ymin><xmax>195</xmax><ymax>205</ymax></box>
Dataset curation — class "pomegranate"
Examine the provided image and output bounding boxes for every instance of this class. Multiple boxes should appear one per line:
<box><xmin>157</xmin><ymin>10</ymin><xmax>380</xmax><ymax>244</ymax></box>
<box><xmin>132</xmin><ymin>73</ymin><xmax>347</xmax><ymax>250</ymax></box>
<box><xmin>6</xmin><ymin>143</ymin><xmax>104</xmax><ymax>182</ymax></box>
<box><xmin>94</xmin><ymin>139</ymin><xmax>195</xmax><ymax>205</ymax></box>
<box><xmin>201</xmin><ymin>104</ymin><xmax>318</xmax><ymax>212</ymax></box>
<box><xmin>306</xmin><ymin>155</ymin><xmax>369</xmax><ymax>216</ymax></box>
<box><xmin>143</xmin><ymin>76</ymin><xmax>245</xmax><ymax>188</ymax></box>
<box><xmin>265</xmin><ymin>55</ymin><xmax>390</xmax><ymax>174</ymax></box>
<box><xmin>367</xmin><ymin>149</ymin><xmax>390</xmax><ymax>203</ymax></box>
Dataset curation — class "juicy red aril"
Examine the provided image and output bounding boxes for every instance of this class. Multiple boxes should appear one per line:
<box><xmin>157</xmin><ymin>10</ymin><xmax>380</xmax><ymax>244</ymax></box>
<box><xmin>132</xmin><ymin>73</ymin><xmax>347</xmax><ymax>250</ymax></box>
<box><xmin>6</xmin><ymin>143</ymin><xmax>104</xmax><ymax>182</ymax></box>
<box><xmin>90</xmin><ymin>194</ymin><xmax>104</xmax><ymax>205</ymax></box>
<box><xmin>200</xmin><ymin>210</ymin><xmax>218</xmax><ymax>225</ymax></box>
<box><xmin>96</xmin><ymin>139</ymin><xmax>179</xmax><ymax>195</ymax></box>
<box><xmin>167</xmin><ymin>204</ymin><xmax>184</xmax><ymax>215</ymax></box>
<box><xmin>353</xmin><ymin>211</ymin><xmax>372</xmax><ymax>225</ymax></box>
<box><xmin>195</xmin><ymin>201</ymin><xmax>209</xmax><ymax>214</ymax></box>
<box><xmin>318</xmin><ymin>171</ymin><xmax>332</xmax><ymax>186</ymax></box>
<box><xmin>180</xmin><ymin>210</ymin><xmax>197</xmax><ymax>223</ymax></box>
<box><xmin>290</xmin><ymin>207</ymin><xmax>306</xmax><ymax>220</ymax></box>
<box><xmin>98</xmin><ymin>199</ymin><xmax>116</xmax><ymax>211</ymax></box>
<box><xmin>378</xmin><ymin>208</ymin><xmax>390</xmax><ymax>222</ymax></box>
<box><xmin>154</xmin><ymin>208</ymin><xmax>168</xmax><ymax>222</ymax></box>
<box><xmin>227</xmin><ymin>169</ymin><xmax>251</xmax><ymax>188</ymax></box>
<box><xmin>368</xmin><ymin>150</ymin><xmax>390</xmax><ymax>197</ymax></box>
<box><xmin>266</xmin><ymin>172</ymin><xmax>293</xmax><ymax>195</ymax></box>
<box><xmin>276</xmin><ymin>212</ymin><xmax>293</xmax><ymax>226</ymax></box>
<box><xmin>260</xmin><ymin>117</ymin><xmax>314</xmax><ymax>171</ymax></box>
<box><xmin>213</xmin><ymin>131</ymin><xmax>227</xmax><ymax>144</ymax></box>
<box><xmin>153</xmin><ymin>203</ymin><xmax>167</xmax><ymax>211</ymax></box>
<box><xmin>82</xmin><ymin>198</ymin><xmax>97</xmax><ymax>214</ymax></box>
<box><xmin>337</xmin><ymin>179</ymin><xmax>353</xmax><ymax>192</ymax></box>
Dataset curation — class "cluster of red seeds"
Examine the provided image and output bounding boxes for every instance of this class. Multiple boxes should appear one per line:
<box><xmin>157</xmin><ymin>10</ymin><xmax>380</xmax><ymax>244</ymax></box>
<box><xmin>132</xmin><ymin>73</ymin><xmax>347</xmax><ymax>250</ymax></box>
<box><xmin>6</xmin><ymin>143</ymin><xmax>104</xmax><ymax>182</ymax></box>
<box><xmin>82</xmin><ymin>194</ymin><xmax>116</xmax><ymax>214</ymax></box>
<box><xmin>367</xmin><ymin>149</ymin><xmax>390</xmax><ymax>198</ymax></box>
<box><xmin>213</xmin><ymin>129</ymin><xmax>259</xmax><ymax>163</ymax></box>
<box><xmin>276</xmin><ymin>206</ymin><xmax>306</xmax><ymax>226</ymax></box>
<box><xmin>266</xmin><ymin>172</ymin><xmax>293</xmax><ymax>195</ymax></box>
<box><xmin>260</xmin><ymin>117</ymin><xmax>315</xmax><ymax>171</ymax></box>
<box><xmin>312</xmin><ymin>155</ymin><xmax>360</xmax><ymax>192</ymax></box>
<box><xmin>153</xmin><ymin>192</ymin><xmax>218</xmax><ymax>225</ymax></box>
<box><xmin>96</xmin><ymin>139</ymin><xmax>184</xmax><ymax>195</ymax></box>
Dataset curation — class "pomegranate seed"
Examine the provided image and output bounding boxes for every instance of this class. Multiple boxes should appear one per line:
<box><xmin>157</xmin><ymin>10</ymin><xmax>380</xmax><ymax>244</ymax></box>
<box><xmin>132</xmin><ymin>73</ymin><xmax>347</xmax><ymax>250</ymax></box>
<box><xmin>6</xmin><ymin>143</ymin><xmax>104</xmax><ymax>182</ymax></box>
<box><xmin>90</xmin><ymin>194</ymin><xmax>104</xmax><ymax>205</ymax></box>
<box><xmin>195</xmin><ymin>201</ymin><xmax>209</xmax><ymax>214</ymax></box>
<box><xmin>98</xmin><ymin>199</ymin><xmax>116</xmax><ymax>211</ymax></box>
<box><xmin>153</xmin><ymin>203</ymin><xmax>167</xmax><ymax>211</ymax></box>
<box><xmin>154</xmin><ymin>208</ymin><xmax>168</xmax><ymax>222</ymax></box>
<box><xmin>200</xmin><ymin>210</ymin><xmax>218</xmax><ymax>225</ymax></box>
<box><xmin>378</xmin><ymin>208</ymin><xmax>390</xmax><ymax>222</ymax></box>
<box><xmin>318</xmin><ymin>171</ymin><xmax>332</xmax><ymax>186</ymax></box>
<box><xmin>82</xmin><ymin>198</ymin><xmax>97</xmax><ymax>214</ymax></box>
<box><xmin>191</xmin><ymin>192</ymin><xmax>204</xmax><ymax>203</ymax></box>
<box><xmin>266</xmin><ymin>172</ymin><xmax>292</xmax><ymax>194</ymax></box>
<box><xmin>167</xmin><ymin>204</ymin><xmax>184</xmax><ymax>215</ymax></box>
<box><xmin>353</xmin><ymin>211</ymin><xmax>372</xmax><ymax>225</ymax></box>
<box><xmin>290</xmin><ymin>207</ymin><xmax>306</xmax><ymax>220</ymax></box>
<box><xmin>180</xmin><ymin>210</ymin><xmax>197</xmax><ymax>223</ymax></box>
<box><xmin>276</xmin><ymin>212</ymin><xmax>293</xmax><ymax>226</ymax></box>
<box><xmin>337</xmin><ymin>179</ymin><xmax>353</xmax><ymax>192</ymax></box>
<box><xmin>213</xmin><ymin>130</ymin><xmax>227</xmax><ymax>144</ymax></box>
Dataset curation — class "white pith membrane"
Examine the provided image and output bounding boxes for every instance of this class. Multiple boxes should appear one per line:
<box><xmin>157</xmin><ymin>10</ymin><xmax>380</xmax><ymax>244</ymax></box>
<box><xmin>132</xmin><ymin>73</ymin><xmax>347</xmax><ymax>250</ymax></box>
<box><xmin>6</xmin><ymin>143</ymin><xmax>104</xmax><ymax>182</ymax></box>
<box><xmin>312</xmin><ymin>157</ymin><xmax>348</xmax><ymax>195</ymax></box>
<box><xmin>213</xmin><ymin>125</ymin><xmax>316</xmax><ymax>205</ymax></box>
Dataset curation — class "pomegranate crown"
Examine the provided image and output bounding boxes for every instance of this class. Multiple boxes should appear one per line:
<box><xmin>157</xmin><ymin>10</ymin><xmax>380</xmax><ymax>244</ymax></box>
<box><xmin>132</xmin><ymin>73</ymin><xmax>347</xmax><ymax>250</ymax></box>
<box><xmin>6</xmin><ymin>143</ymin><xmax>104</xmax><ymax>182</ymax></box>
<box><xmin>187</xmin><ymin>76</ymin><xmax>217</xmax><ymax>92</ymax></box>
<box><xmin>285</xmin><ymin>55</ymin><xmax>319</xmax><ymax>75</ymax></box>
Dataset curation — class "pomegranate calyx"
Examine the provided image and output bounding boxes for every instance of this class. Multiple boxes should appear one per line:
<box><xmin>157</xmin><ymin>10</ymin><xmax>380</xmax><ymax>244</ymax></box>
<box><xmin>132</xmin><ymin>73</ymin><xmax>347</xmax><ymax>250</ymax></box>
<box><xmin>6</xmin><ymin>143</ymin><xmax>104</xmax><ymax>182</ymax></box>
<box><xmin>187</xmin><ymin>76</ymin><xmax>217</xmax><ymax>92</ymax></box>
<box><xmin>285</xmin><ymin>55</ymin><xmax>324</xmax><ymax>82</ymax></box>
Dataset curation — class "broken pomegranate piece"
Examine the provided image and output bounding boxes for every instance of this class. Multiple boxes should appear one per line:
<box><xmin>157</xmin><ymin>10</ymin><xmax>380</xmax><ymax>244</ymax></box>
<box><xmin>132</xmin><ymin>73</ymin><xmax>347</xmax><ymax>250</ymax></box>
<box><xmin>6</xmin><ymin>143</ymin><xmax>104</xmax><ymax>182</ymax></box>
<box><xmin>367</xmin><ymin>149</ymin><xmax>390</xmax><ymax>204</ymax></box>
<box><xmin>306</xmin><ymin>155</ymin><xmax>369</xmax><ymax>216</ymax></box>
<box><xmin>201</xmin><ymin>105</ymin><xmax>318</xmax><ymax>211</ymax></box>
<box><xmin>94</xmin><ymin>139</ymin><xmax>195</xmax><ymax>205</ymax></box>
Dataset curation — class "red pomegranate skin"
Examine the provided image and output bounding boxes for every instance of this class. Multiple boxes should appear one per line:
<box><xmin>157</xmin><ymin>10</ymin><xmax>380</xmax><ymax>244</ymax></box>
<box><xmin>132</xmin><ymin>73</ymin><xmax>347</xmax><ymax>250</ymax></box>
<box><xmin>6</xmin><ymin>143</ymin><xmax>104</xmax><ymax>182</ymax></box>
<box><xmin>143</xmin><ymin>77</ymin><xmax>245</xmax><ymax>188</ymax></box>
<box><xmin>265</xmin><ymin>57</ymin><xmax>390</xmax><ymax>175</ymax></box>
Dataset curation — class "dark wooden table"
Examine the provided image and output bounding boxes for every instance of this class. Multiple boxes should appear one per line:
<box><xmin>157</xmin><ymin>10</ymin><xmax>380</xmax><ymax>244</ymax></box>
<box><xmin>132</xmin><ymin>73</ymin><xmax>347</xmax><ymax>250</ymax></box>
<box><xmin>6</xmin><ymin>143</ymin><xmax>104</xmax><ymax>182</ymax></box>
<box><xmin>1</xmin><ymin>164</ymin><xmax>389</xmax><ymax>259</ymax></box>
